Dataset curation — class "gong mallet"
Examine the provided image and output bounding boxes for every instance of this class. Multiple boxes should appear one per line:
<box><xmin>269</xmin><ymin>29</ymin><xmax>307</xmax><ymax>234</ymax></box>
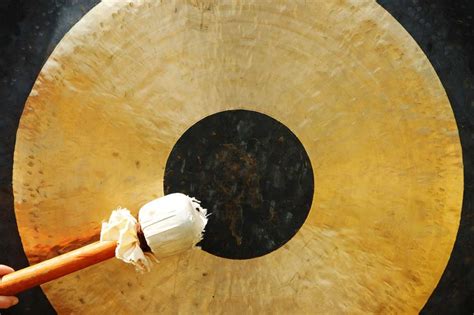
<box><xmin>0</xmin><ymin>193</ymin><xmax>207</xmax><ymax>296</ymax></box>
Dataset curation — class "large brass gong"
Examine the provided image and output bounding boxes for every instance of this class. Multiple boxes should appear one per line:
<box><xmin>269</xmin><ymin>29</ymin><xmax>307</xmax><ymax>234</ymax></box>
<box><xmin>13</xmin><ymin>0</ymin><xmax>463</xmax><ymax>313</ymax></box>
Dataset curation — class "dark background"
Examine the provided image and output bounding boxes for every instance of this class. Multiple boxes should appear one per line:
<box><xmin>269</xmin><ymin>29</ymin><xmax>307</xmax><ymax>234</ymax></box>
<box><xmin>0</xmin><ymin>0</ymin><xmax>472</xmax><ymax>314</ymax></box>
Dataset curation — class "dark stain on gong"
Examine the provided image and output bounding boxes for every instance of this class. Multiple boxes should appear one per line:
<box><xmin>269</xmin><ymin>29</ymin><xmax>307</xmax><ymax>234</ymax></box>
<box><xmin>164</xmin><ymin>110</ymin><xmax>314</xmax><ymax>259</ymax></box>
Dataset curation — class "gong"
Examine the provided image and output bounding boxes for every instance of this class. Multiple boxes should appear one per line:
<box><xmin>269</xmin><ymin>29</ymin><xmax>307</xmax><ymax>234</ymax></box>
<box><xmin>1</xmin><ymin>0</ymin><xmax>472</xmax><ymax>314</ymax></box>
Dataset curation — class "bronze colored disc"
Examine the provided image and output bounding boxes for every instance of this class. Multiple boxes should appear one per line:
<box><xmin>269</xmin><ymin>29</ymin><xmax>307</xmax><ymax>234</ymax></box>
<box><xmin>13</xmin><ymin>0</ymin><xmax>463</xmax><ymax>314</ymax></box>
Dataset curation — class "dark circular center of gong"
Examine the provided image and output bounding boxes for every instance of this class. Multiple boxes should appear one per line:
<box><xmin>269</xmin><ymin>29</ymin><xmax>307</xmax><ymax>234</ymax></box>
<box><xmin>164</xmin><ymin>110</ymin><xmax>314</xmax><ymax>259</ymax></box>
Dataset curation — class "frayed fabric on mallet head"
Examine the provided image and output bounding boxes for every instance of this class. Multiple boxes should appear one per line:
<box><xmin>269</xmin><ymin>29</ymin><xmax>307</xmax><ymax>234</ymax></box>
<box><xmin>100</xmin><ymin>193</ymin><xmax>208</xmax><ymax>272</ymax></box>
<box><xmin>100</xmin><ymin>208</ymin><xmax>153</xmax><ymax>272</ymax></box>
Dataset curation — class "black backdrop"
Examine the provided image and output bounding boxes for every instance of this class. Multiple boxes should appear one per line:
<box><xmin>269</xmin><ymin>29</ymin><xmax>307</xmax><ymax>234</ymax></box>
<box><xmin>0</xmin><ymin>0</ymin><xmax>472</xmax><ymax>314</ymax></box>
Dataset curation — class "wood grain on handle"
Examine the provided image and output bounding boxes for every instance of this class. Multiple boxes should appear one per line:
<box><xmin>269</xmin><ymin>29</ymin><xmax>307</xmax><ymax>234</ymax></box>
<box><xmin>0</xmin><ymin>241</ymin><xmax>116</xmax><ymax>296</ymax></box>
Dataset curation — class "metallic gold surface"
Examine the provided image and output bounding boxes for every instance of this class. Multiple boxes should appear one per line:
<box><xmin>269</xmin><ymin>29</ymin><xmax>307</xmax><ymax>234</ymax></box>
<box><xmin>13</xmin><ymin>0</ymin><xmax>463</xmax><ymax>314</ymax></box>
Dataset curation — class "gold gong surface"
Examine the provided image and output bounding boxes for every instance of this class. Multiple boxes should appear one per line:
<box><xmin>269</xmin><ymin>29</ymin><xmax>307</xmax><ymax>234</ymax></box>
<box><xmin>13</xmin><ymin>0</ymin><xmax>463</xmax><ymax>314</ymax></box>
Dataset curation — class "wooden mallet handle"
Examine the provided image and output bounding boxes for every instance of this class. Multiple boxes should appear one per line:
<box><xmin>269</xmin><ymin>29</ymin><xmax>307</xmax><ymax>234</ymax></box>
<box><xmin>0</xmin><ymin>241</ymin><xmax>116</xmax><ymax>296</ymax></box>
